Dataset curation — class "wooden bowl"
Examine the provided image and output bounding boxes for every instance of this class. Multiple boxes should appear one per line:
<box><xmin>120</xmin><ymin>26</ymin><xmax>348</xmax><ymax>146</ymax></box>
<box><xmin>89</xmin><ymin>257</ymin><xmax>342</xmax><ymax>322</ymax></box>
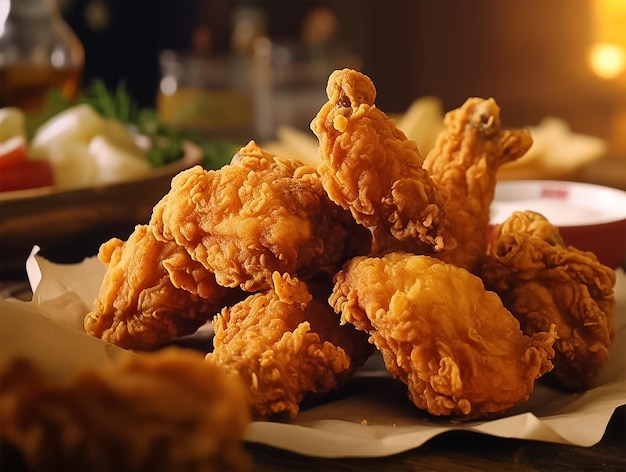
<box><xmin>0</xmin><ymin>141</ymin><xmax>202</xmax><ymax>277</ymax></box>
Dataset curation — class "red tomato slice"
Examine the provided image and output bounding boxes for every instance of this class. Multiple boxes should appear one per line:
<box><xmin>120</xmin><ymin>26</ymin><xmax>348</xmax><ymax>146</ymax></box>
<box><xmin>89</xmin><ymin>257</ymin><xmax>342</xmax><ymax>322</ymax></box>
<box><xmin>0</xmin><ymin>135</ymin><xmax>28</xmax><ymax>170</ymax></box>
<box><xmin>0</xmin><ymin>160</ymin><xmax>55</xmax><ymax>192</ymax></box>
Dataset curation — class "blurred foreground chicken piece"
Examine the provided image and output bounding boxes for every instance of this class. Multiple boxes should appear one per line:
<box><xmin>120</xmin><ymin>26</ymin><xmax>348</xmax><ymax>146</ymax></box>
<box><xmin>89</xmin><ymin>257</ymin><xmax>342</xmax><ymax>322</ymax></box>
<box><xmin>310</xmin><ymin>69</ymin><xmax>455</xmax><ymax>255</ymax></box>
<box><xmin>423</xmin><ymin>97</ymin><xmax>532</xmax><ymax>273</ymax></box>
<box><xmin>481</xmin><ymin>211</ymin><xmax>616</xmax><ymax>391</ymax></box>
<box><xmin>84</xmin><ymin>225</ymin><xmax>238</xmax><ymax>350</ymax></box>
<box><xmin>0</xmin><ymin>348</ymin><xmax>252</xmax><ymax>472</ymax></box>
<box><xmin>151</xmin><ymin>141</ymin><xmax>370</xmax><ymax>292</ymax></box>
<box><xmin>331</xmin><ymin>252</ymin><xmax>556</xmax><ymax>419</ymax></box>
<box><xmin>207</xmin><ymin>272</ymin><xmax>373</xmax><ymax>420</ymax></box>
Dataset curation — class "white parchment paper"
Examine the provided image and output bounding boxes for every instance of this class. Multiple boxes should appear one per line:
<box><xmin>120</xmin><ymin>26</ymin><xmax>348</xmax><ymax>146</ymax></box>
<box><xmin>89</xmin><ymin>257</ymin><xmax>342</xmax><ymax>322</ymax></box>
<box><xmin>0</xmin><ymin>247</ymin><xmax>624</xmax><ymax>458</ymax></box>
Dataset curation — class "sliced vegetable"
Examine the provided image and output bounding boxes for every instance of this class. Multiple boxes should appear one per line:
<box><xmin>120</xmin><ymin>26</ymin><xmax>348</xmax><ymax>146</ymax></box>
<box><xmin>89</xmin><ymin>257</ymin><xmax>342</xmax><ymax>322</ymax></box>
<box><xmin>30</xmin><ymin>104</ymin><xmax>105</xmax><ymax>157</ymax></box>
<box><xmin>19</xmin><ymin>79</ymin><xmax>236</xmax><ymax>192</ymax></box>
<box><xmin>0</xmin><ymin>160</ymin><xmax>54</xmax><ymax>192</ymax></box>
<box><xmin>99</xmin><ymin>119</ymin><xmax>144</xmax><ymax>154</ymax></box>
<box><xmin>89</xmin><ymin>134</ymin><xmax>151</xmax><ymax>184</ymax></box>
<box><xmin>46</xmin><ymin>140</ymin><xmax>98</xmax><ymax>188</ymax></box>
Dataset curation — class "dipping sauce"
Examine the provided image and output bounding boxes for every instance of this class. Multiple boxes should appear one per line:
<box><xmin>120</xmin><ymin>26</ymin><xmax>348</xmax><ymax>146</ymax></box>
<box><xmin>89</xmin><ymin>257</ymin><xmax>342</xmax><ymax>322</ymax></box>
<box><xmin>490</xmin><ymin>180</ymin><xmax>626</xmax><ymax>227</ymax></box>
<box><xmin>489</xmin><ymin>180</ymin><xmax>626</xmax><ymax>268</ymax></box>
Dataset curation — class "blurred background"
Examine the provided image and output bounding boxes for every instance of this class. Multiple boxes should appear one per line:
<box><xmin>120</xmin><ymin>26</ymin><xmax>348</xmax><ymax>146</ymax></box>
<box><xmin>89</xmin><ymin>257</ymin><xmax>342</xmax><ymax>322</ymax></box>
<box><xmin>49</xmin><ymin>1</ymin><xmax>623</xmax><ymax>153</ymax></box>
<box><xmin>1</xmin><ymin>0</ymin><xmax>625</xmax><ymax>176</ymax></box>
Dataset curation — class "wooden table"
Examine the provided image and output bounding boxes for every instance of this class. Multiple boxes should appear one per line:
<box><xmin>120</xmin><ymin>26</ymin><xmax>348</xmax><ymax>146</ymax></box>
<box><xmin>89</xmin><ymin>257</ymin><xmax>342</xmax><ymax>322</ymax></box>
<box><xmin>247</xmin><ymin>405</ymin><xmax>625</xmax><ymax>471</ymax></box>
<box><xmin>1</xmin><ymin>406</ymin><xmax>623</xmax><ymax>471</ymax></box>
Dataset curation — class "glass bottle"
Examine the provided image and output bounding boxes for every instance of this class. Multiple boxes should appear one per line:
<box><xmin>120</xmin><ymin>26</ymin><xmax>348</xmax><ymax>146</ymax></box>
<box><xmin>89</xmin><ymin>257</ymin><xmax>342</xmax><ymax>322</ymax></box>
<box><xmin>0</xmin><ymin>0</ymin><xmax>84</xmax><ymax>111</ymax></box>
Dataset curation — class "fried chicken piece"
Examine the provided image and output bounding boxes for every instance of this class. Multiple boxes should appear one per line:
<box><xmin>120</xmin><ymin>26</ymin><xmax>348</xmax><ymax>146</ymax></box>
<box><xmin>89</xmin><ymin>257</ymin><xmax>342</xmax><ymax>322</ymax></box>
<box><xmin>151</xmin><ymin>141</ymin><xmax>370</xmax><ymax>292</ymax></box>
<box><xmin>85</xmin><ymin>225</ymin><xmax>238</xmax><ymax>351</ymax></box>
<box><xmin>481</xmin><ymin>211</ymin><xmax>616</xmax><ymax>391</ymax></box>
<box><xmin>331</xmin><ymin>252</ymin><xmax>556</xmax><ymax>419</ymax></box>
<box><xmin>423</xmin><ymin>97</ymin><xmax>532</xmax><ymax>273</ymax></box>
<box><xmin>0</xmin><ymin>348</ymin><xmax>252</xmax><ymax>472</ymax></box>
<box><xmin>310</xmin><ymin>69</ymin><xmax>455</xmax><ymax>255</ymax></box>
<box><xmin>207</xmin><ymin>272</ymin><xmax>372</xmax><ymax>420</ymax></box>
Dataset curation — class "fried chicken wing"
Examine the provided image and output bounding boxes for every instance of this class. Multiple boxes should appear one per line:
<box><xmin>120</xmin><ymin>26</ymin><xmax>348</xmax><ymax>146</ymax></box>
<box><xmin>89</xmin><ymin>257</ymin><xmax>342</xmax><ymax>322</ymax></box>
<box><xmin>423</xmin><ymin>97</ymin><xmax>532</xmax><ymax>273</ymax></box>
<box><xmin>150</xmin><ymin>141</ymin><xmax>370</xmax><ymax>292</ymax></box>
<box><xmin>481</xmin><ymin>211</ymin><xmax>616</xmax><ymax>391</ymax></box>
<box><xmin>84</xmin><ymin>225</ymin><xmax>236</xmax><ymax>351</ymax></box>
<box><xmin>310</xmin><ymin>69</ymin><xmax>455</xmax><ymax>255</ymax></box>
<box><xmin>206</xmin><ymin>272</ymin><xmax>372</xmax><ymax>420</ymax></box>
<box><xmin>0</xmin><ymin>348</ymin><xmax>251</xmax><ymax>471</ymax></box>
<box><xmin>331</xmin><ymin>252</ymin><xmax>556</xmax><ymax>419</ymax></box>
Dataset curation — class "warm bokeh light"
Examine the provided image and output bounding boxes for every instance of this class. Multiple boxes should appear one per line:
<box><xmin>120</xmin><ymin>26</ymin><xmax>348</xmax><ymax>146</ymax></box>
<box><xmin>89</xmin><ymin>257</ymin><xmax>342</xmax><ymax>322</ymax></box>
<box><xmin>588</xmin><ymin>0</ymin><xmax>626</xmax><ymax>79</ymax></box>
<box><xmin>587</xmin><ymin>42</ymin><xmax>626</xmax><ymax>79</ymax></box>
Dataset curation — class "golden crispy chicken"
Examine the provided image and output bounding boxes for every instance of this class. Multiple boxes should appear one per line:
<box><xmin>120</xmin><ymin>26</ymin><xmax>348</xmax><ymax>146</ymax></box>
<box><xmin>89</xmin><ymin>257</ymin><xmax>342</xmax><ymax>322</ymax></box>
<box><xmin>150</xmin><ymin>141</ymin><xmax>370</xmax><ymax>292</ymax></box>
<box><xmin>310</xmin><ymin>69</ymin><xmax>455</xmax><ymax>256</ymax></box>
<box><xmin>206</xmin><ymin>272</ymin><xmax>373</xmax><ymax>420</ymax></box>
<box><xmin>84</xmin><ymin>225</ymin><xmax>237</xmax><ymax>351</ymax></box>
<box><xmin>0</xmin><ymin>348</ymin><xmax>252</xmax><ymax>472</ymax></box>
<box><xmin>481</xmin><ymin>211</ymin><xmax>616</xmax><ymax>391</ymax></box>
<box><xmin>331</xmin><ymin>252</ymin><xmax>556</xmax><ymax>419</ymax></box>
<box><xmin>423</xmin><ymin>97</ymin><xmax>532</xmax><ymax>273</ymax></box>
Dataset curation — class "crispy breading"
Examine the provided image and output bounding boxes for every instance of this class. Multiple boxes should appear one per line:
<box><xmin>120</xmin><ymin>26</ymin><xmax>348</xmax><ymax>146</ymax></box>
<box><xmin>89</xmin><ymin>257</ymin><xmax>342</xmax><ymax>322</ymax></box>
<box><xmin>331</xmin><ymin>252</ymin><xmax>556</xmax><ymax>419</ymax></box>
<box><xmin>150</xmin><ymin>141</ymin><xmax>370</xmax><ymax>292</ymax></box>
<box><xmin>310</xmin><ymin>69</ymin><xmax>455</xmax><ymax>255</ymax></box>
<box><xmin>481</xmin><ymin>211</ymin><xmax>616</xmax><ymax>391</ymax></box>
<box><xmin>84</xmin><ymin>225</ymin><xmax>234</xmax><ymax>350</ymax></box>
<box><xmin>207</xmin><ymin>272</ymin><xmax>372</xmax><ymax>420</ymax></box>
<box><xmin>423</xmin><ymin>97</ymin><xmax>532</xmax><ymax>273</ymax></box>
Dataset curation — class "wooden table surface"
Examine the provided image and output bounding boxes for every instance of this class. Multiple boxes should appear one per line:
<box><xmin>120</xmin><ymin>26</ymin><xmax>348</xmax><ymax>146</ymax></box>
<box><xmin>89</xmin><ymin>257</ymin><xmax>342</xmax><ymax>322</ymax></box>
<box><xmin>1</xmin><ymin>407</ymin><xmax>624</xmax><ymax>471</ymax></box>
<box><xmin>246</xmin><ymin>405</ymin><xmax>625</xmax><ymax>471</ymax></box>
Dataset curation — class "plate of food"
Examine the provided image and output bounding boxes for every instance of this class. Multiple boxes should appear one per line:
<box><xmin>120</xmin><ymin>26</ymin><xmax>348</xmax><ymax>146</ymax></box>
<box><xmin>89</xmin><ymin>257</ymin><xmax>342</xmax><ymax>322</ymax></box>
<box><xmin>0</xmin><ymin>83</ymin><xmax>235</xmax><ymax>276</ymax></box>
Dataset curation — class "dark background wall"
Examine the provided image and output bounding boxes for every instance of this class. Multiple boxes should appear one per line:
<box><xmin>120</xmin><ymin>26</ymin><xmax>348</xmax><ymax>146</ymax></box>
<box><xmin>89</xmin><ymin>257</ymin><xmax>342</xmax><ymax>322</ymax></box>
<box><xmin>60</xmin><ymin>0</ymin><xmax>624</xmax><ymax>157</ymax></box>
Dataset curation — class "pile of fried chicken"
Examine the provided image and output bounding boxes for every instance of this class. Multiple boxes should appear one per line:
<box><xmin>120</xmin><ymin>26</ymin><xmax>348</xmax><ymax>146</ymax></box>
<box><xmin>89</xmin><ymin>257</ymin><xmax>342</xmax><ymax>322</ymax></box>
<box><xmin>86</xmin><ymin>69</ymin><xmax>615</xmax><ymax>420</ymax></box>
<box><xmin>5</xmin><ymin>71</ymin><xmax>615</xmax><ymax>458</ymax></box>
<box><xmin>2</xmin><ymin>68</ymin><xmax>616</xmax><ymax>470</ymax></box>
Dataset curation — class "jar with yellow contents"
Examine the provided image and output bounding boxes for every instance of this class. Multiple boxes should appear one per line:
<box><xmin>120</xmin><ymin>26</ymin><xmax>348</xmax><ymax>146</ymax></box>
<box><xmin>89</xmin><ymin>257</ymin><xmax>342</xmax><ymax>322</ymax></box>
<box><xmin>0</xmin><ymin>0</ymin><xmax>84</xmax><ymax>112</ymax></box>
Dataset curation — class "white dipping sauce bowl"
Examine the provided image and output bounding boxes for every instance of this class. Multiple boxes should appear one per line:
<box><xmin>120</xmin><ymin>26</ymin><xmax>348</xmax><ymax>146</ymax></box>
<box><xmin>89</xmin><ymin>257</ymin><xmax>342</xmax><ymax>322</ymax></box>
<box><xmin>489</xmin><ymin>180</ymin><xmax>626</xmax><ymax>269</ymax></box>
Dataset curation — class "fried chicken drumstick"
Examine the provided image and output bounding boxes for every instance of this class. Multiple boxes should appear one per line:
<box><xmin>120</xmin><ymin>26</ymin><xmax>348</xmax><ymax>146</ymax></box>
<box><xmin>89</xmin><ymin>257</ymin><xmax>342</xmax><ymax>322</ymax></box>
<box><xmin>481</xmin><ymin>211</ymin><xmax>616</xmax><ymax>391</ymax></box>
<box><xmin>310</xmin><ymin>69</ymin><xmax>455</xmax><ymax>256</ymax></box>
<box><xmin>423</xmin><ymin>97</ymin><xmax>532</xmax><ymax>273</ymax></box>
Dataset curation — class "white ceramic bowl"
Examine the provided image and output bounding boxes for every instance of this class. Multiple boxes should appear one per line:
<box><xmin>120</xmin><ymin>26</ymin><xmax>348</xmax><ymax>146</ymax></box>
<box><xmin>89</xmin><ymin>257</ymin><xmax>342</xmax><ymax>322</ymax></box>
<box><xmin>489</xmin><ymin>180</ymin><xmax>626</xmax><ymax>269</ymax></box>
